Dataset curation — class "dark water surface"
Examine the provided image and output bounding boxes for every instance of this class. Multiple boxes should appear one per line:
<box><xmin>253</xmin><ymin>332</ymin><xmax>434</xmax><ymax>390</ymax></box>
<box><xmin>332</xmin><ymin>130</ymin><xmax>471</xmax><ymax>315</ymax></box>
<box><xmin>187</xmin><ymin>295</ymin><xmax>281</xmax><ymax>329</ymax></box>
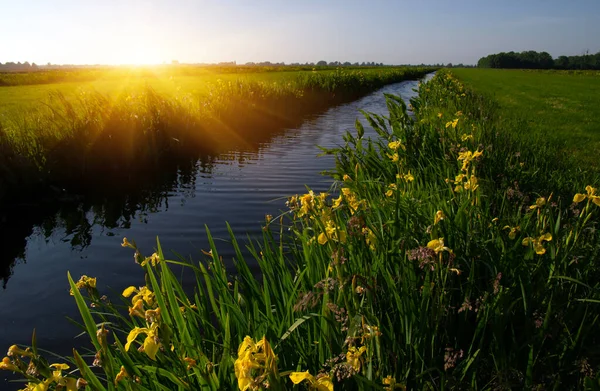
<box><xmin>0</xmin><ymin>74</ymin><xmax>432</xmax><ymax>386</ymax></box>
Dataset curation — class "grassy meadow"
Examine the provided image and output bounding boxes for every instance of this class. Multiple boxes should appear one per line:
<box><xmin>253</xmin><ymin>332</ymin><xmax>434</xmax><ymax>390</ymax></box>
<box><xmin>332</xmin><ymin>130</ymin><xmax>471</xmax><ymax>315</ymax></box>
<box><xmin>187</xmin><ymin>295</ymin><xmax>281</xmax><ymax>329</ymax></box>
<box><xmin>3</xmin><ymin>70</ymin><xmax>600</xmax><ymax>390</ymax></box>
<box><xmin>0</xmin><ymin>66</ymin><xmax>373</xmax><ymax>115</ymax></box>
<box><xmin>0</xmin><ymin>66</ymin><xmax>432</xmax><ymax>204</ymax></box>
<box><xmin>450</xmin><ymin>68</ymin><xmax>600</xmax><ymax>170</ymax></box>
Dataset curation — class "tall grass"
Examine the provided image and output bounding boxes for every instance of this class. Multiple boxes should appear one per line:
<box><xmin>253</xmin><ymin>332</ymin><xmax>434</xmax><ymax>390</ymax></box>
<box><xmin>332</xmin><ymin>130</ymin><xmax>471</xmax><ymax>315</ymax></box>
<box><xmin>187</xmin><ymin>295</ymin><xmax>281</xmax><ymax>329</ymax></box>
<box><xmin>0</xmin><ymin>67</ymin><xmax>432</xmax><ymax>205</ymax></box>
<box><xmin>2</xmin><ymin>70</ymin><xmax>599</xmax><ymax>390</ymax></box>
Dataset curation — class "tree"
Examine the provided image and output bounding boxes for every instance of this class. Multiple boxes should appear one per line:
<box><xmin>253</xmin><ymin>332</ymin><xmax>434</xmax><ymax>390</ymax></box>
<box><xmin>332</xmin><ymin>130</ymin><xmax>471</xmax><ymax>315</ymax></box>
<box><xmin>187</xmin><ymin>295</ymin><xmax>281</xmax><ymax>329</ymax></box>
<box><xmin>316</xmin><ymin>60</ymin><xmax>327</xmax><ymax>66</ymax></box>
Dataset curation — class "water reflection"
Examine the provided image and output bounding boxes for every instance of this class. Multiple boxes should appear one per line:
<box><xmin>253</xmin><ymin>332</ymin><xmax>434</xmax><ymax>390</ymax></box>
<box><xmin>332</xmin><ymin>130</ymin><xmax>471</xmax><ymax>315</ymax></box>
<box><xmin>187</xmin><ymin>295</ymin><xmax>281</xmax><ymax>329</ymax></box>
<box><xmin>0</xmin><ymin>128</ymin><xmax>298</xmax><ymax>288</ymax></box>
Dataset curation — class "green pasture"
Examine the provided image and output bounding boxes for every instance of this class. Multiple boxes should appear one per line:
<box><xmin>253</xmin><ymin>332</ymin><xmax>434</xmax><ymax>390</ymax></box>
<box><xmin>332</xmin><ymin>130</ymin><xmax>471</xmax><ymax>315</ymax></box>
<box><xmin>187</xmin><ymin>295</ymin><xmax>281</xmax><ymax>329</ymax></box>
<box><xmin>451</xmin><ymin>68</ymin><xmax>600</xmax><ymax>169</ymax></box>
<box><xmin>0</xmin><ymin>70</ymin><xmax>317</xmax><ymax>116</ymax></box>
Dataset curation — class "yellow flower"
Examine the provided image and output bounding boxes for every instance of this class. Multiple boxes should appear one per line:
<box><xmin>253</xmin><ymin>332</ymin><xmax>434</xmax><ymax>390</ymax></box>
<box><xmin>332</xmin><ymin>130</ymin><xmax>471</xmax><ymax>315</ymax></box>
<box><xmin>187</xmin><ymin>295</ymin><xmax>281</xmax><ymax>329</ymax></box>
<box><xmin>332</xmin><ymin>194</ymin><xmax>343</xmax><ymax>209</ymax></box>
<box><xmin>289</xmin><ymin>371</ymin><xmax>333</xmax><ymax>391</ymax></box>
<box><xmin>529</xmin><ymin>197</ymin><xmax>546</xmax><ymax>210</ymax></box>
<box><xmin>434</xmin><ymin>210</ymin><xmax>445</xmax><ymax>225</ymax></box>
<box><xmin>69</xmin><ymin>275</ymin><xmax>97</xmax><ymax>296</ymax></box>
<box><xmin>362</xmin><ymin>227</ymin><xmax>376</xmax><ymax>250</ymax></box>
<box><xmin>125</xmin><ymin>324</ymin><xmax>160</xmax><ymax>360</ymax></box>
<box><xmin>403</xmin><ymin>171</ymin><xmax>414</xmax><ymax>182</ymax></box>
<box><xmin>573</xmin><ymin>185</ymin><xmax>600</xmax><ymax>206</ymax></box>
<box><xmin>121</xmin><ymin>237</ymin><xmax>135</xmax><ymax>249</ymax></box>
<box><xmin>445</xmin><ymin>118</ymin><xmax>459</xmax><ymax>129</ymax></box>
<box><xmin>522</xmin><ymin>233</ymin><xmax>552</xmax><ymax>255</ymax></box>
<box><xmin>457</xmin><ymin>150</ymin><xmax>483</xmax><ymax>171</ymax></box>
<box><xmin>19</xmin><ymin>382</ymin><xmax>49</xmax><ymax>391</ymax></box>
<box><xmin>234</xmin><ymin>336</ymin><xmax>278</xmax><ymax>391</ymax></box>
<box><xmin>388</xmin><ymin>140</ymin><xmax>405</xmax><ymax>151</ymax></box>
<box><xmin>342</xmin><ymin>174</ymin><xmax>351</xmax><ymax>181</ymax></box>
<box><xmin>346</xmin><ymin>346</ymin><xmax>367</xmax><ymax>372</ymax></box>
<box><xmin>427</xmin><ymin>238</ymin><xmax>451</xmax><ymax>254</ymax></box>
<box><xmin>7</xmin><ymin>345</ymin><xmax>32</xmax><ymax>358</ymax></box>
<box><xmin>463</xmin><ymin>175</ymin><xmax>479</xmax><ymax>191</ymax></box>
<box><xmin>183</xmin><ymin>357</ymin><xmax>197</xmax><ymax>370</ymax></box>
<box><xmin>388</xmin><ymin>153</ymin><xmax>399</xmax><ymax>162</ymax></box>
<box><xmin>298</xmin><ymin>191</ymin><xmax>316</xmax><ymax>217</ymax></box>
<box><xmin>265</xmin><ymin>214</ymin><xmax>273</xmax><ymax>223</ymax></box>
<box><xmin>115</xmin><ymin>366</ymin><xmax>129</xmax><ymax>384</ymax></box>
<box><xmin>503</xmin><ymin>225</ymin><xmax>520</xmax><ymax>240</ymax></box>
<box><xmin>461</xmin><ymin>133</ymin><xmax>474</xmax><ymax>142</ymax></box>
<box><xmin>437</xmin><ymin>112</ymin><xmax>443</xmax><ymax>118</ymax></box>
<box><xmin>341</xmin><ymin>188</ymin><xmax>364</xmax><ymax>213</ymax></box>
<box><xmin>318</xmin><ymin>232</ymin><xmax>328</xmax><ymax>245</ymax></box>
<box><xmin>122</xmin><ymin>286</ymin><xmax>155</xmax><ymax>307</ymax></box>
<box><xmin>318</xmin><ymin>219</ymin><xmax>346</xmax><ymax>245</ymax></box>
<box><xmin>386</xmin><ymin>184</ymin><xmax>397</xmax><ymax>197</ymax></box>
<box><xmin>140</xmin><ymin>253</ymin><xmax>161</xmax><ymax>267</ymax></box>
<box><xmin>383</xmin><ymin>375</ymin><xmax>406</xmax><ymax>390</ymax></box>
<box><xmin>0</xmin><ymin>357</ymin><xmax>18</xmax><ymax>372</ymax></box>
<box><xmin>47</xmin><ymin>363</ymin><xmax>77</xmax><ymax>391</ymax></box>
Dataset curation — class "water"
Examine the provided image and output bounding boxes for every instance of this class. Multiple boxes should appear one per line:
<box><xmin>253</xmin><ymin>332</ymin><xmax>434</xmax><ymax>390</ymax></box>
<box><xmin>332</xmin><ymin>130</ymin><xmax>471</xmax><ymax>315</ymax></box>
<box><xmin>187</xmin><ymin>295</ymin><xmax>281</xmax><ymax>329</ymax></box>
<box><xmin>0</xmin><ymin>74</ymin><xmax>432</xmax><ymax>387</ymax></box>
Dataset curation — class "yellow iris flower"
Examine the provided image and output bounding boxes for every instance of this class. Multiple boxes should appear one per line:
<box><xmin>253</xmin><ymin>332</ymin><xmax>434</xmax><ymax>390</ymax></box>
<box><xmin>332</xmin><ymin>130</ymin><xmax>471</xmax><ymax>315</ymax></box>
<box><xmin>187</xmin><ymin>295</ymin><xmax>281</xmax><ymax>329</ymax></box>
<box><xmin>457</xmin><ymin>150</ymin><xmax>483</xmax><ymax>171</ymax></box>
<box><xmin>529</xmin><ymin>197</ymin><xmax>546</xmax><ymax>210</ymax></box>
<box><xmin>289</xmin><ymin>371</ymin><xmax>333</xmax><ymax>391</ymax></box>
<box><xmin>69</xmin><ymin>275</ymin><xmax>97</xmax><ymax>296</ymax></box>
<box><xmin>503</xmin><ymin>226</ymin><xmax>520</xmax><ymax>240</ymax></box>
<box><xmin>427</xmin><ymin>238</ymin><xmax>451</xmax><ymax>254</ymax></box>
<box><xmin>115</xmin><ymin>366</ymin><xmax>129</xmax><ymax>384</ymax></box>
<box><xmin>234</xmin><ymin>336</ymin><xmax>277</xmax><ymax>391</ymax></box>
<box><xmin>388</xmin><ymin>140</ymin><xmax>405</xmax><ymax>151</ymax></box>
<box><xmin>445</xmin><ymin>118</ymin><xmax>459</xmax><ymax>129</ymax></box>
<box><xmin>522</xmin><ymin>233</ymin><xmax>552</xmax><ymax>255</ymax></box>
<box><xmin>386</xmin><ymin>184</ymin><xmax>397</xmax><ymax>197</ymax></box>
<box><xmin>346</xmin><ymin>346</ymin><xmax>367</xmax><ymax>372</ymax></box>
<box><xmin>434</xmin><ymin>210</ymin><xmax>445</xmax><ymax>225</ymax></box>
<box><xmin>573</xmin><ymin>185</ymin><xmax>600</xmax><ymax>206</ymax></box>
<box><xmin>140</xmin><ymin>253</ymin><xmax>161</xmax><ymax>267</ymax></box>
<box><xmin>125</xmin><ymin>323</ymin><xmax>160</xmax><ymax>360</ymax></box>
<box><xmin>0</xmin><ymin>357</ymin><xmax>18</xmax><ymax>372</ymax></box>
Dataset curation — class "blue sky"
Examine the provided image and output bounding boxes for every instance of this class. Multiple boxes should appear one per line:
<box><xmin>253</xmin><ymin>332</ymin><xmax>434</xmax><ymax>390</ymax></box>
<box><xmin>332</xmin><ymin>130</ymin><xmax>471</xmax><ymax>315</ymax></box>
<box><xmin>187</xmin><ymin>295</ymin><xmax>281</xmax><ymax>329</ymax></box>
<box><xmin>1</xmin><ymin>0</ymin><xmax>599</xmax><ymax>65</ymax></box>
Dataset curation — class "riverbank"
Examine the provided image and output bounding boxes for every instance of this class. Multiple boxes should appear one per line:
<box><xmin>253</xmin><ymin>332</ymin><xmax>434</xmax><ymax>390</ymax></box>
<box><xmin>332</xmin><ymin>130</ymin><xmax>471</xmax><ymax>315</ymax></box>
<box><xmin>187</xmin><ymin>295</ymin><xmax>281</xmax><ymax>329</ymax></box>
<box><xmin>2</xmin><ymin>71</ymin><xmax>598</xmax><ymax>390</ymax></box>
<box><xmin>0</xmin><ymin>67</ymin><xmax>433</xmax><ymax>206</ymax></box>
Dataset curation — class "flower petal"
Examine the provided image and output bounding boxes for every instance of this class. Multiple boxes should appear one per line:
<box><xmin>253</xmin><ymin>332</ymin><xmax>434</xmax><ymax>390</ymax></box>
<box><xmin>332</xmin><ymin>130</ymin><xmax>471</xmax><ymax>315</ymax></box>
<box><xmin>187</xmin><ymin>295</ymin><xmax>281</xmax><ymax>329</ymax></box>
<box><xmin>122</xmin><ymin>286</ymin><xmax>137</xmax><ymax>297</ymax></box>
<box><xmin>143</xmin><ymin>336</ymin><xmax>159</xmax><ymax>361</ymax></box>
<box><xmin>290</xmin><ymin>371</ymin><xmax>314</xmax><ymax>385</ymax></box>
<box><xmin>573</xmin><ymin>193</ymin><xmax>586</xmax><ymax>203</ymax></box>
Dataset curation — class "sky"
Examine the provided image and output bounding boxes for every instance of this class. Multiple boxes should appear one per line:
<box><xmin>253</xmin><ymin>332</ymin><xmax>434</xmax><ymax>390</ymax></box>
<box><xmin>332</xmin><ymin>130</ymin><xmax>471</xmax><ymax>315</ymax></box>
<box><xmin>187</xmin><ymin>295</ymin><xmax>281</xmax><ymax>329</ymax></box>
<box><xmin>1</xmin><ymin>0</ymin><xmax>599</xmax><ymax>66</ymax></box>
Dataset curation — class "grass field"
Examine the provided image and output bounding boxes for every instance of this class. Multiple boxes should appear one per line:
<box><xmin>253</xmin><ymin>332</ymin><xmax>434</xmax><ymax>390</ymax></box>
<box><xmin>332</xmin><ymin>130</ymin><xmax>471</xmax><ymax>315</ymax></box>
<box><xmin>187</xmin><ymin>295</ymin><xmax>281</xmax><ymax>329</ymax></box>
<box><xmin>451</xmin><ymin>68</ymin><xmax>600</xmax><ymax>170</ymax></box>
<box><xmin>4</xmin><ymin>71</ymin><xmax>599</xmax><ymax>390</ymax></box>
<box><xmin>0</xmin><ymin>68</ymin><xmax>350</xmax><ymax>116</ymax></box>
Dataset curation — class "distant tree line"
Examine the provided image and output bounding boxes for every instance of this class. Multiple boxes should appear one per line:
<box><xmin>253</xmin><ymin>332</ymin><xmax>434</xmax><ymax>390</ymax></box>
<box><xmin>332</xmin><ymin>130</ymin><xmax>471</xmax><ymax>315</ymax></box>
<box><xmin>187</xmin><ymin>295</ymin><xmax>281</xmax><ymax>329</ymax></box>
<box><xmin>242</xmin><ymin>61</ymin><xmax>387</xmax><ymax>67</ymax></box>
<box><xmin>477</xmin><ymin>50</ymin><xmax>600</xmax><ymax>70</ymax></box>
<box><xmin>0</xmin><ymin>61</ymin><xmax>40</xmax><ymax>71</ymax></box>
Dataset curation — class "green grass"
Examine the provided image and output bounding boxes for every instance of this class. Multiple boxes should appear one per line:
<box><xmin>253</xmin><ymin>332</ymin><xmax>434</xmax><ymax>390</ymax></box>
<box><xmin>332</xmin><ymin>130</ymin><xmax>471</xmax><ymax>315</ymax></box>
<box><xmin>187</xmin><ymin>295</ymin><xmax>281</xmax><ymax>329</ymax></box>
<box><xmin>2</xmin><ymin>71</ymin><xmax>599</xmax><ymax>390</ymax></box>
<box><xmin>0</xmin><ymin>70</ymin><xmax>339</xmax><ymax>116</ymax></box>
<box><xmin>451</xmin><ymin>68</ymin><xmax>600</xmax><ymax>170</ymax></box>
